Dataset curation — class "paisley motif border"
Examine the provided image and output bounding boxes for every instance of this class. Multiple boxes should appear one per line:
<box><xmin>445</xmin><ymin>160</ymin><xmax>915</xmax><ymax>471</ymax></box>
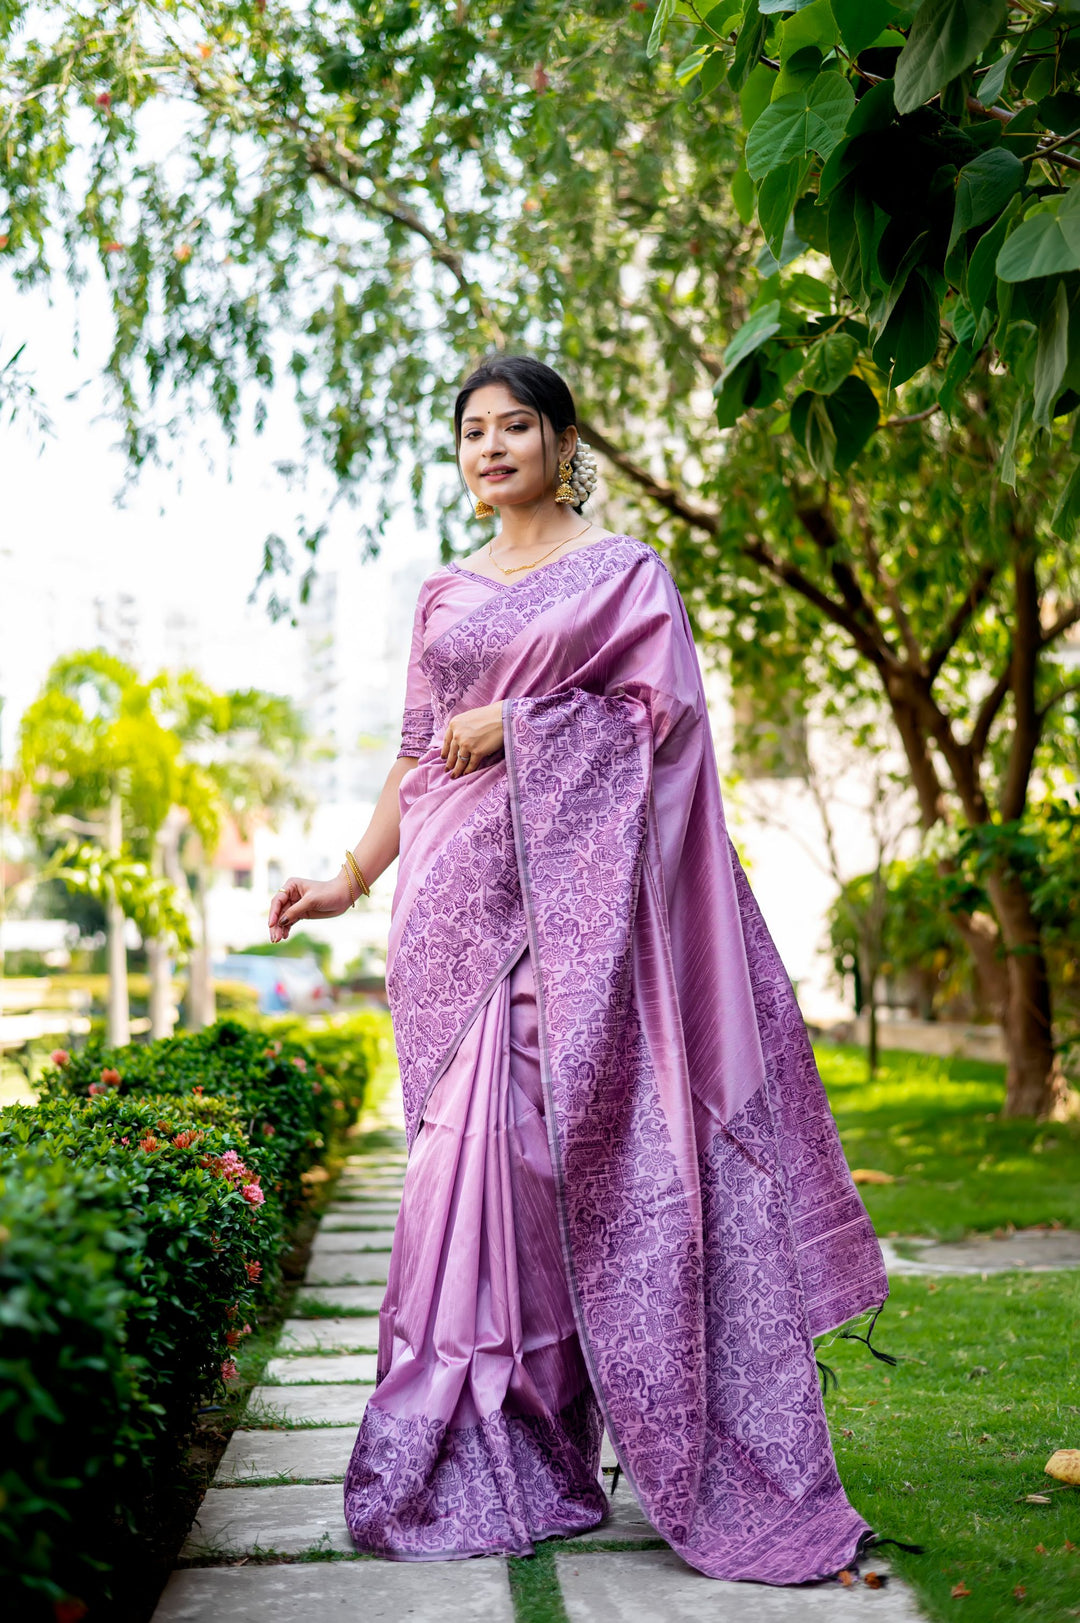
<box><xmin>421</xmin><ymin>535</ymin><xmax>655</xmax><ymax>719</ymax></box>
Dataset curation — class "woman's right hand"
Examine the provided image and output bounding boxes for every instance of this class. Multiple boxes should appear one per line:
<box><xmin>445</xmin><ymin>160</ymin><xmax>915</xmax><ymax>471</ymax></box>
<box><xmin>268</xmin><ymin>871</ymin><xmax>354</xmax><ymax>943</ymax></box>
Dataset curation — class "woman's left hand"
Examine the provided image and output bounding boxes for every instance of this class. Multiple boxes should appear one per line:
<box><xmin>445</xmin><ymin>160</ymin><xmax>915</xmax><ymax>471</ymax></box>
<box><xmin>441</xmin><ymin>702</ymin><xmax>505</xmax><ymax>777</ymax></box>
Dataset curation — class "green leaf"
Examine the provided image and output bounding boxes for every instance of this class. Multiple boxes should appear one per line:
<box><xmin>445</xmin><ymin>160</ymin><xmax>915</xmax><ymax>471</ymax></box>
<box><xmin>647</xmin><ymin>0</ymin><xmax>677</xmax><ymax>59</ymax></box>
<box><xmin>828</xmin><ymin>373</ymin><xmax>881</xmax><ymax>468</ymax></box>
<box><xmin>713</xmin><ymin>356</ymin><xmax>757</xmax><ymax>426</ymax></box>
<box><xmin>832</xmin><ymin>0</ymin><xmax>901</xmax><ymax>58</ymax></box>
<box><xmin>967</xmin><ymin>193</ymin><xmax>1021</xmax><ymax>319</ymax></box>
<box><xmin>758</xmin><ymin>157</ymin><xmax>807</xmax><ymax>255</ymax></box>
<box><xmin>746</xmin><ymin>73</ymin><xmax>856</xmax><ymax>179</ymax></box>
<box><xmin>894</xmin><ymin>0</ymin><xmax>1008</xmax><ymax>118</ymax></box>
<box><xmin>999</xmin><ymin>395</ymin><xmax>1030</xmax><ymax>490</ymax></box>
<box><xmin>791</xmin><ymin>389</ymin><xmax>838</xmax><ymax>475</ymax></box>
<box><xmin>720</xmin><ymin>300</ymin><xmax>783</xmax><ymax>373</ymax></box>
<box><xmin>937</xmin><ymin>339</ymin><xmax>976</xmax><ymax>413</ymax></box>
<box><xmin>730</xmin><ymin>0</ymin><xmax>769</xmax><ymax>89</ymax></box>
<box><xmin>818</xmin><ymin>78</ymin><xmax>895</xmax><ymax>199</ymax></box>
<box><xmin>1050</xmin><ymin>456</ymin><xmax>1080</xmax><ymax>539</ymax></box>
<box><xmin>741</xmin><ymin>61</ymin><xmax>776</xmax><ymax>128</ymax></box>
<box><xmin>778</xmin><ymin>0</ymin><xmax>837</xmax><ymax>57</ymax></box>
<box><xmin>873</xmin><ymin>269</ymin><xmax>940</xmax><ymax>383</ymax></box>
<box><xmin>802</xmin><ymin>330</ymin><xmax>860</xmax><ymax>391</ymax></box>
<box><xmin>947</xmin><ymin>148</ymin><xmax>1024</xmax><ymax>255</ymax></box>
<box><xmin>759</xmin><ymin>0</ymin><xmax>821</xmax><ymax>11</ymax></box>
<box><xmin>1033</xmin><ymin>279</ymin><xmax>1070</xmax><ymax>428</ymax></box>
<box><xmin>975</xmin><ymin>47</ymin><xmax>1014</xmax><ymax>107</ymax></box>
<box><xmin>996</xmin><ymin>190</ymin><xmax>1080</xmax><ymax>283</ymax></box>
<box><xmin>732</xmin><ymin>160</ymin><xmax>756</xmax><ymax>224</ymax></box>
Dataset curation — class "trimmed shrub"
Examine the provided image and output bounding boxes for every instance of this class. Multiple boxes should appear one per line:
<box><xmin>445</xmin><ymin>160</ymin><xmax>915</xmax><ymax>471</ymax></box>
<box><xmin>0</xmin><ymin>1017</ymin><xmax>373</xmax><ymax>1616</ymax></box>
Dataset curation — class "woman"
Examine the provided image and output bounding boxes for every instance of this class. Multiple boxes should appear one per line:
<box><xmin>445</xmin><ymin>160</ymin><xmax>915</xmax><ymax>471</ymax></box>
<box><xmin>267</xmin><ymin>355</ymin><xmax>891</xmax><ymax>1584</ymax></box>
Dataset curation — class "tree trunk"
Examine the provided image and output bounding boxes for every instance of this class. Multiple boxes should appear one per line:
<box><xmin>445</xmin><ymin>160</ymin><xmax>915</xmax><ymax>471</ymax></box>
<box><xmin>105</xmin><ymin>792</ymin><xmax>130</xmax><ymax>1048</ymax></box>
<box><xmin>146</xmin><ymin>935</ymin><xmax>174</xmax><ymax>1039</ymax></box>
<box><xmin>985</xmin><ymin>870</ymin><xmax>1069</xmax><ymax>1119</ymax></box>
<box><xmin>185</xmin><ymin>858</ymin><xmax>216</xmax><ymax>1031</ymax></box>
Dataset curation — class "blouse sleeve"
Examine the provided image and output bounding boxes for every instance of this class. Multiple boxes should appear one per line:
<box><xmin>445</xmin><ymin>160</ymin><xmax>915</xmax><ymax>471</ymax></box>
<box><xmin>397</xmin><ymin>587</ymin><xmax>435</xmax><ymax>760</ymax></box>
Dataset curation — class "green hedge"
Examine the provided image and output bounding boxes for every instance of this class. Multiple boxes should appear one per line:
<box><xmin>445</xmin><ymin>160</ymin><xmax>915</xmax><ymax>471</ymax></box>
<box><xmin>0</xmin><ymin>1016</ymin><xmax>378</xmax><ymax>1617</ymax></box>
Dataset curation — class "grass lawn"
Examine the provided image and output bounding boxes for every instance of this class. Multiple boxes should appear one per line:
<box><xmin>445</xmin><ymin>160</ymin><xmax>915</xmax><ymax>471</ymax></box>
<box><xmin>817</xmin><ymin>1043</ymin><xmax>1080</xmax><ymax>1239</ymax></box>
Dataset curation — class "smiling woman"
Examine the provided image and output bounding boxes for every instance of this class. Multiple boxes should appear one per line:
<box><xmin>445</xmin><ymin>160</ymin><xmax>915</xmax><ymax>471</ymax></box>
<box><xmin>267</xmin><ymin>354</ymin><xmax>896</xmax><ymax>1585</ymax></box>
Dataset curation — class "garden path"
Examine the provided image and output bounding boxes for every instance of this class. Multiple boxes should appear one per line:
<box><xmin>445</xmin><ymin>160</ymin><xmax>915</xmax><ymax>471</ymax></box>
<box><xmin>152</xmin><ymin>1096</ymin><xmax>936</xmax><ymax>1622</ymax></box>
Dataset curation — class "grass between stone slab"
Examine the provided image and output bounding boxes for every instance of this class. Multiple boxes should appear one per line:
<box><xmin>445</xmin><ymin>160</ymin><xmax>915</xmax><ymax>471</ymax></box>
<box><xmin>817</xmin><ymin>1044</ymin><xmax>1080</xmax><ymax>1240</ymax></box>
<box><xmin>825</xmin><ymin>1270</ymin><xmax>1080</xmax><ymax>1622</ymax></box>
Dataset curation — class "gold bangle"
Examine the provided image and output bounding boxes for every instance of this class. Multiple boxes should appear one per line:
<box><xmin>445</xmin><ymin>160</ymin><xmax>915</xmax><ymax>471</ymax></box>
<box><xmin>340</xmin><ymin>863</ymin><xmax>359</xmax><ymax>905</ymax></box>
<box><xmin>344</xmin><ymin>849</ymin><xmax>370</xmax><ymax>898</ymax></box>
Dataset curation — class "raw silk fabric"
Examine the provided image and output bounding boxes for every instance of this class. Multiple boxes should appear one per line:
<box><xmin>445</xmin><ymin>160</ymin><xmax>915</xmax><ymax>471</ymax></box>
<box><xmin>344</xmin><ymin>535</ymin><xmax>888</xmax><ymax>1582</ymax></box>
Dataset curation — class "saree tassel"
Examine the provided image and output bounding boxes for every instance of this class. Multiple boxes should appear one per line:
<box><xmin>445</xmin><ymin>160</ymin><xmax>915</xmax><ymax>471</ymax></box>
<box><xmin>609</xmin><ymin>1464</ymin><xmax>622</xmax><ymax>1498</ymax></box>
<box><xmin>840</xmin><ymin>1302</ymin><xmax>899</xmax><ymax>1366</ymax></box>
<box><xmin>816</xmin><ymin>1358</ymin><xmax>839</xmax><ymax>1395</ymax></box>
<box><xmin>858</xmin><ymin>1532</ymin><xmax>927</xmax><ymax>1556</ymax></box>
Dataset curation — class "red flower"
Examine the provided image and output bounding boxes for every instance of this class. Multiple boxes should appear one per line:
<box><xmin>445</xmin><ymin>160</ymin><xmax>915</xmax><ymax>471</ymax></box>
<box><xmin>315</xmin><ymin>1063</ymin><xmax>326</xmax><ymax>1076</ymax></box>
<box><xmin>120</xmin><ymin>1136</ymin><xmax>130</xmax><ymax>1145</ymax></box>
<box><xmin>241</xmin><ymin>1322</ymin><xmax>252</xmax><ymax>1336</ymax></box>
<box><xmin>49</xmin><ymin>1048</ymin><xmax>70</xmax><ymax>1067</ymax></box>
<box><xmin>225</xmin><ymin>1303</ymin><xmax>238</xmax><ymax>1319</ymax></box>
<box><xmin>193</xmin><ymin>1085</ymin><xmax>204</xmax><ymax>1095</ymax></box>
<box><xmin>220</xmin><ymin>1358</ymin><xmax>238</xmax><ymax>1381</ymax></box>
<box><xmin>292</xmin><ymin>1055</ymin><xmax>307</xmax><ymax>1072</ymax></box>
<box><xmin>88</xmin><ymin>1083</ymin><xmax>107</xmax><ymax>1096</ymax></box>
<box><xmin>173</xmin><ymin>1130</ymin><xmax>200</xmax><ymax>1149</ymax></box>
<box><xmin>245</xmin><ymin>1260</ymin><xmax>262</xmax><ymax>1282</ymax></box>
<box><xmin>103</xmin><ymin>241</ymin><xmax>124</xmax><ymax>253</ymax></box>
<box><xmin>53</xmin><ymin>1600</ymin><xmax>89</xmax><ymax>1623</ymax></box>
<box><xmin>531</xmin><ymin>65</ymin><xmax>550</xmax><ymax>94</ymax></box>
<box><xmin>226</xmin><ymin>1329</ymin><xmax>241</xmax><ymax>1347</ymax></box>
<box><xmin>101</xmin><ymin>1067</ymin><xmax>121</xmax><ymax>1087</ymax></box>
<box><xmin>312</xmin><ymin>1081</ymin><xmax>323</xmax><ymax>1094</ymax></box>
<box><xmin>138</xmin><ymin>1134</ymin><xmax>159</xmax><ymax>1153</ymax></box>
<box><xmin>95</xmin><ymin>91</ymin><xmax>112</xmax><ymax>109</ymax></box>
<box><xmin>241</xmin><ymin>1182</ymin><xmax>265</xmax><ymax>1207</ymax></box>
<box><xmin>0</xmin><ymin>234</ymin><xmax>9</xmax><ymax>250</ymax></box>
<box><xmin>262</xmin><ymin>1122</ymin><xmax>275</xmax><ymax>1138</ymax></box>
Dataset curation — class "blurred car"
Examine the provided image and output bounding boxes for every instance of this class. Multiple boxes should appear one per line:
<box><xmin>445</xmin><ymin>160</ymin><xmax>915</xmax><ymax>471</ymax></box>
<box><xmin>212</xmin><ymin>953</ymin><xmax>332</xmax><ymax>1014</ymax></box>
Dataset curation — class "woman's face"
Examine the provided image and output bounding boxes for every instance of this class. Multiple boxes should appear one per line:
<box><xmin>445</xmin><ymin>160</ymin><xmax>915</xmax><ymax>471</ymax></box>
<box><xmin>458</xmin><ymin>383</ymin><xmax>576</xmax><ymax>512</ymax></box>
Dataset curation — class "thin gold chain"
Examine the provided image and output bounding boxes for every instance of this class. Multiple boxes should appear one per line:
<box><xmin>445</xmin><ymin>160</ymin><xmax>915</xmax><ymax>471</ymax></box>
<box><xmin>488</xmin><ymin>522</ymin><xmax>593</xmax><ymax>577</ymax></box>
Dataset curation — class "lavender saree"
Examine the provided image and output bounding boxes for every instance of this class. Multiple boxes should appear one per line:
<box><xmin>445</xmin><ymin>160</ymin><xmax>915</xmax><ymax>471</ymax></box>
<box><xmin>344</xmin><ymin>534</ymin><xmax>889</xmax><ymax>1582</ymax></box>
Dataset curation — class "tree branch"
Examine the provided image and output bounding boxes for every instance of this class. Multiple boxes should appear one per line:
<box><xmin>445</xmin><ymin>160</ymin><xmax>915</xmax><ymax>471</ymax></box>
<box><xmin>793</xmin><ymin>503</ymin><xmax>896</xmax><ymax>663</ymax></box>
<box><xmin>1037</xmin><ymin>677</ymin><xmax>1080</xmax><ymax>723</ymax></box>
<box><xmin>968</xmin><ymin>660</ymin><xmax>1012</xmax><ymax>764</ymax></box>
<box><xmin>1040</xmin><ymin>601</ymin><xmax>1080</xmax><ymax>648</ymax></box>
<box><xmin>574</xmin><ymin>418</ymin><xmax>721</xmax><ymax>532</ymax></box>
<box><xmin>927</xmin><ymin>561</ymin><xmax>998</xmax><ymax>681</ymax></box>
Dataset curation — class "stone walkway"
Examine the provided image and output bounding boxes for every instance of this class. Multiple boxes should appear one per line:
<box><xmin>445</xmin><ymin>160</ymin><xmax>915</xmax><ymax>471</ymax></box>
<box><xmin>153</xmin><ymin>1132</ymin><xmax>929</xmax><ymax>1622</ymax></box>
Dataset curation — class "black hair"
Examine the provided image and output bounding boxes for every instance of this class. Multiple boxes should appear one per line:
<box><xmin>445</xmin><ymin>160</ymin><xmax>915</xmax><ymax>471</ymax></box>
<box><xmin>453</xmin><ymin>354</ymin><xmax>582</xmax><ymax>512</ymax></box>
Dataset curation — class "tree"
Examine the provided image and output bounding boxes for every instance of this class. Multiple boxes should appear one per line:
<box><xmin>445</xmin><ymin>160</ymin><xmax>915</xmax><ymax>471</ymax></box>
<box><xmin>14</xmin><ymin>652</ymin><xmax>196</xmax><ymax>1043</ymax></box>
<box><xmin>3</xmin><ymin>1</ymin><xmax>1079</xmax><ymax>1112</ymax></box>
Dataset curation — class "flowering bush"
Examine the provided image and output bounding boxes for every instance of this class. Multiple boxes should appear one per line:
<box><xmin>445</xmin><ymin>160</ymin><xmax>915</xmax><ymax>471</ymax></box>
<box><xmin>0</xmin><ymin>1018</ymin><xmax>375</xmax><ymax>1616</ymax></box>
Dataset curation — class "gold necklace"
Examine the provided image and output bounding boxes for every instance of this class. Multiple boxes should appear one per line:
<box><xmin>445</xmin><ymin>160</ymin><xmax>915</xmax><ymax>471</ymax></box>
<box><xmin>488</xmin><ymin>523</ymin><xmax>593</xmax><ymax>577</ymax></box>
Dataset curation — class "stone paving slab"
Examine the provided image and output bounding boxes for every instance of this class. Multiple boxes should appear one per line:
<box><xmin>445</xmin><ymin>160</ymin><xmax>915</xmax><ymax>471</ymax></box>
<box><xmin>556</xmin><ymin>1549</ymin><xmax>920</xmax><ymax>1622</ymax></box>
<box><xmin>245</xmin><ymin>1383</ymin><xmax>374</xmax><ymax>1425</ymax></box>
<box><xmin>321</xmin><ymin>1210</ymin><xmax>399</xmax><ymax>1232</ymax></box>
<box><xmin>181</xmin><ymin>1484</ymin><xmax>352</xmax><ymax>1558</ymax></box>
<box><xmin>566</xmin><ymin>1480</ymin><xmax>659</xmax><ymax>1546</ymax></box>
<box><xmin>295</xmin><ymin>1285</ymin><xmax>386</xmax><ymax>1312</ymax></box>
<box><xmin>278</xmin><ymin>1318</ymin><xmax>379</xmax><ymax>1353</ymax></box>
<box><xmin>154</xmin><ymin>1558</ymin><xmax>513</xmax><ymax>1621</ymax></box>
<box><xmin>310</xmin><ymin>1228</ymin><xmax>395</xmax><ymax>1251</ymax></box>
<box><xmin>304</xmin><ymin>1250</ymin><xmax>392</xmax><ymax>1286</ymax></box>
<box><xmin>881</xmin><ymin>1227</ymin><xmax>1080</xmax><ymax>1276</ymax></box>
<box><xmin>215</xmin><ymin>1427</ymin><xmax>355</xmax><ymax>1485</ymax></box>
<box><xmin>325</xmin><ymin>1199</ymin><xmax>401</xmax><ymax>1217</ymax></box>
<box><xmin>266</xmin><ymin>1352</ymin><xmax>378</xmax><ymax>1385</ymax></box>
<box><xmin>601</xmin><ymin>1433</ymin><xmax>617</xmax><ymax>1471</ymax></box>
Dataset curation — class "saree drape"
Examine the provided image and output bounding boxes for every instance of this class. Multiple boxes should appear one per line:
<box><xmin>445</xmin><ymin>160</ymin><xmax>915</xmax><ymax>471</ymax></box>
<box><xmin>344</xmin><ymin>535</ymin><xmax>889</xmax><ymax>1583</ymax></box>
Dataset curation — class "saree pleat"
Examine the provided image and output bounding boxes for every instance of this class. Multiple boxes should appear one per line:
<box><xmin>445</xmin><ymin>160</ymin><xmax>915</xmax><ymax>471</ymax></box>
<box><xmin>344</xmin><ymin>948</ymin><xmax>606</xmax><ymax>1560</ymax></box>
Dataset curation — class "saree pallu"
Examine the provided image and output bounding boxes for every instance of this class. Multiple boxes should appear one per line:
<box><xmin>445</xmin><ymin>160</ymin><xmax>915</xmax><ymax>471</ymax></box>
<box><xmin>344</xmin><ymin>535</ymin><xmax>889</xmax><ymax>1582</ymax></box>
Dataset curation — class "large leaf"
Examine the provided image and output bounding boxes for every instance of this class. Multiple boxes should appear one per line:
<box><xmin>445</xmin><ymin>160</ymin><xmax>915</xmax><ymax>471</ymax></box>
<box><xmin>1033</xmin><ymin>279</ymin><xmax>1070</xmax><ymax>428</ymax></box>
<box><xmin>828</xmin><ymin>373</ymin><xmax>881</xmax><ymax>468</ymax></box>
<box><xmin>894</xmin><ymin>0</ymin><xmax>1008</xmax><ymax>117</ymax></box>
<box><xmin>832</xmin><ymin>0</ymin><xmax>902</xmax><ymax>59</ymax></box>
<box><xmin>947</xmin><ymin>148</ymin><xmax>1024</xmax><ymax>255</ymax></box>
<box><xmin>801</xmin><ymin>330</ymin><xmax>860</xmax><ymax>392</ymax></box>
<box><xmin>719</xmin><ymin>299</ymin><xmax>783</xmax><ymax>373</ymax></box>
<box><xmin>745</xmin><ymin>73</ymin><xmax>856</xmax><ymax>179</ymax></box>
<box><xmin>758</xmin><ymin>157</ymin><xmax>807</xmax><ymax>256</ymax></box>
<box><xmin>996</xmin><ymin>190</ymin><xmax>1080</xmax><ymax>283</ymax></box>
<box><xmin>647</xmin><ymin>0</ymin><xmax>676</xmax><ymax>59</ymax></box>
<box><xmin>730</xmin><ymin>0</ymin><xmax>769</xmax><ymax>90</ymax></box>
<box><xmin>790</xmin><ymin>389</ymin><xmax>838</xmax><ymax>475</ymax></box>
<box><xmin>967</xmin><ymin>193</ymin><xmax>1022</xmax><ymax>318</ymax></box>
<box><xmin>1051</xmin><ymin>456</ymin><xmax>1080</xmax><ymax>539</ymax></box>
<box><xmin>872</xmin><ymin>269</ymin><xmax>940</xmax><ymax>382</ymax></box>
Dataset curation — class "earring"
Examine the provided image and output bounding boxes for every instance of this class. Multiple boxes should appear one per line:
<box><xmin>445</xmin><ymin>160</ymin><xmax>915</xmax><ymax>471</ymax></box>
<box><xmin>474</xmin><ymin>498</ymin><xmax>495</xmax><ymax>518</ymax></box>
<box><xmin>554</xmin><ymin>460</ymin><xmax>575</xmax><ymax>504</ymax></box>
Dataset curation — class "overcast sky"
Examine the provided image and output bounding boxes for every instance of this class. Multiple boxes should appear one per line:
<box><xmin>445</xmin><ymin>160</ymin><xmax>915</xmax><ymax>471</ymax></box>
<box><xmin>0</xmin><ymin>264</ymin><xmax>440</xmax><ymax>767</ymax></box>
